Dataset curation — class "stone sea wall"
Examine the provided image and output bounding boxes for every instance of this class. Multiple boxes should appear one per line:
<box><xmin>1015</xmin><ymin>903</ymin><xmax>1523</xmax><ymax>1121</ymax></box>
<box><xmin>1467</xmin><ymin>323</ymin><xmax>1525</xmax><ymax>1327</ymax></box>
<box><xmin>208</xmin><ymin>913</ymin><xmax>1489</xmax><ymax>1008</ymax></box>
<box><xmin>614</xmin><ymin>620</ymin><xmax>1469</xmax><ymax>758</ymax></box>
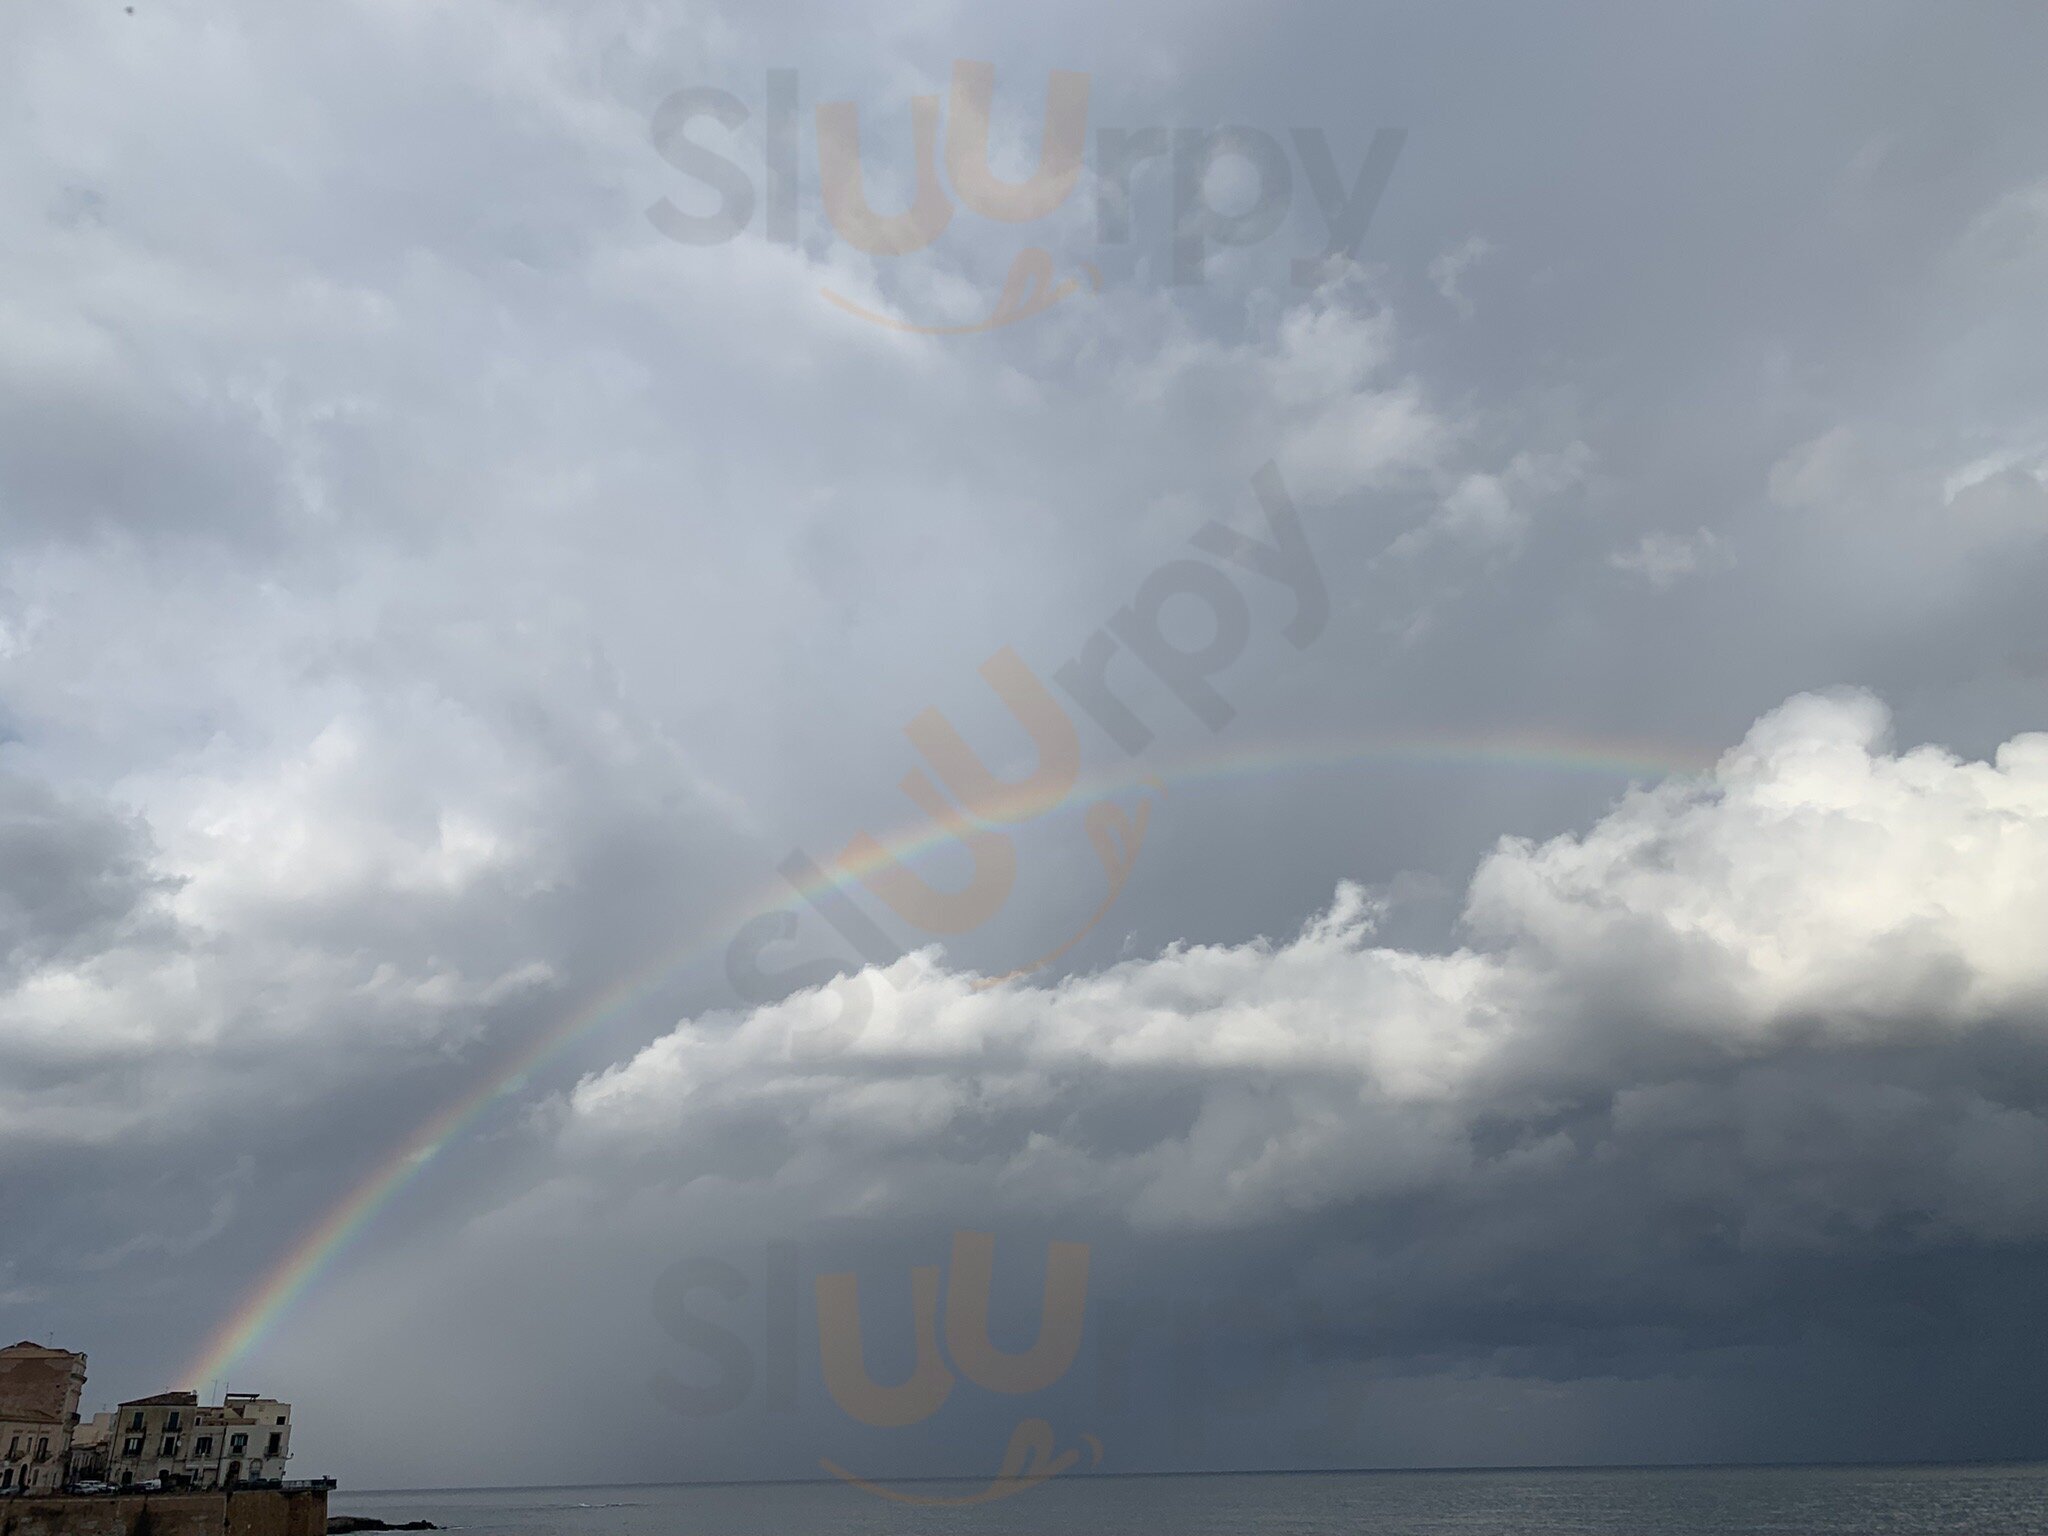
<box><xmin>0</xmin><ymin>1487</ymin><xmax>327</xmax><ymax>1536</ymax></box>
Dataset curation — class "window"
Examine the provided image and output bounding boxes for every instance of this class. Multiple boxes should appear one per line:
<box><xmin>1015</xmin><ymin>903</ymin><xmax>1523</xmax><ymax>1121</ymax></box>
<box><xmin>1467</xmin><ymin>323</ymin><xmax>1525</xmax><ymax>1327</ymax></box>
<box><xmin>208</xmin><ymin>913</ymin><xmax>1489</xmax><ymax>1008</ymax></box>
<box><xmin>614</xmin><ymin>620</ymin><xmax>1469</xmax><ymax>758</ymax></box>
<box><xmin>275</xmin><ymin>1416</ymin><xmax>286</xmax><ymax>1426</ymax></box>
<box><xmin>2</xmin><ymin>1467</ymin><xmax>13</xmax><ymax>1489</ymax></box>
<box><xmin>124</xmin><ymin>1437</ymin><xmax>144</xmax><ymax>1456</ymax></box>
<box><xmin>166</xmin><ymin>1413</ymin><xmax>182</xmax><ymax>1432</ymax></box>
<box><xmin>159</xmin><ymin>1437</ymin><xmax>180</xmax><ymax>1459</ymax></box>
<box><xmin>266</xmin><ymin>1434</ymin><xmax>282</xmax><ymax>1456</ymax></box>
<box><xmin>229</xmin><ymin>1434</ymin><xmax>247</xmax><ymax>1454</ymax></box>
<box><xmin>34</xmin><ymin>1439</ymin><xmax>49</xmax><ymax>1463</ymax></box>
<box><xmin>195</xmin><ymin>1436</ymin><xmax>213</xmax><ymax>1457</ymax></box>
<box><xmin>129</xmin><ymin>1413</ymin><xmax>144</xmax><ymax>1432</ymax></box>
<box><xmin>6</xmin><ymin>1434</ymin><xmax>17</xmax><ymax>1457</ymax></box>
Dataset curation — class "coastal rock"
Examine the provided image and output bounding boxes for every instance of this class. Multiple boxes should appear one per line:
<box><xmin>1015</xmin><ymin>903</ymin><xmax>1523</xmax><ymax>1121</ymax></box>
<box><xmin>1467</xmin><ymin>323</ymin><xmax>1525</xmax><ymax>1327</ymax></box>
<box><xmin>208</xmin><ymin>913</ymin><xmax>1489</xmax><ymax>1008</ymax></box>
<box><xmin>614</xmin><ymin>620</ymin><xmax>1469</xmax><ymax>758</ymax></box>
<box><xmin>327</xmin><ymin>1518</ymin><xmax>439</xmax><ymax>1532</ymax></box>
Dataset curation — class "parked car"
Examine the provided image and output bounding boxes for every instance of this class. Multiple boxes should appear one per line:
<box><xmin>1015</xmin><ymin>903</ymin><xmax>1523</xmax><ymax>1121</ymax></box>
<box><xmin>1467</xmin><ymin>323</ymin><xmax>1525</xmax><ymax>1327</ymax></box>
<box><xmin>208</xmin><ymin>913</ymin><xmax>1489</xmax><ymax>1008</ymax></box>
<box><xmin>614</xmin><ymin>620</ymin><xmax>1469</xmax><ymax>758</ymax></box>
<box><xmin>70</xmin><ymin>1482</ymin><xmax>114</xmax><ymax>1495</ymax></box>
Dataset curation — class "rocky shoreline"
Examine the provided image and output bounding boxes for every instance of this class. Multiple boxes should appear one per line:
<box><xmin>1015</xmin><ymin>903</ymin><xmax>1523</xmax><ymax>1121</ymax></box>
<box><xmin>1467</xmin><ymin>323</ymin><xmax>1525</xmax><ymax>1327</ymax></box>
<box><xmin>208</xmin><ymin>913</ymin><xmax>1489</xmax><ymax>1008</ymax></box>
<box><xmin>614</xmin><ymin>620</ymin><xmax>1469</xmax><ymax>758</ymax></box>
<box><xmin>327</xmin><ymin>1518</ymin><xmax>439</xmax><ymax>1532</ymax></box>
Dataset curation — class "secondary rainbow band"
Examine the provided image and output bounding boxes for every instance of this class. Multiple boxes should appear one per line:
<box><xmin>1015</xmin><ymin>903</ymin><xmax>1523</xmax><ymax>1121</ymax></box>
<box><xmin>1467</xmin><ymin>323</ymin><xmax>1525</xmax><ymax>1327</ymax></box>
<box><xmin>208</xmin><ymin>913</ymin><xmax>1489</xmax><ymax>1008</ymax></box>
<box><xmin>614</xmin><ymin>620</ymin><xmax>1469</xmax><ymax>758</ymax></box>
<box><xmin>182</xmin><ymin>725</ymin><xmax>1720</xmax><ymax>1388</ymax></box>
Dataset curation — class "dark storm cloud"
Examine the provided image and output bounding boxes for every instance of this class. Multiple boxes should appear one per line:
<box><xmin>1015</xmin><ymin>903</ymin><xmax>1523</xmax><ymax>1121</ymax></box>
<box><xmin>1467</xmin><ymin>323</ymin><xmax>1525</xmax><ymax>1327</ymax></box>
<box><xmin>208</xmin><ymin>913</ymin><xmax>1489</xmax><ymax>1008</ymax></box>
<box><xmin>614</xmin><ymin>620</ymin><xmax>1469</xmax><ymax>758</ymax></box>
<box><xmin>345</xmin><ymin>693</ymin><xmax>2039</xmax><ymax>1482</ymax></box>
<box><xmin>0</xmin><ymin>771</ymin><xmax>170</xmax><ymax>982</ymax></box>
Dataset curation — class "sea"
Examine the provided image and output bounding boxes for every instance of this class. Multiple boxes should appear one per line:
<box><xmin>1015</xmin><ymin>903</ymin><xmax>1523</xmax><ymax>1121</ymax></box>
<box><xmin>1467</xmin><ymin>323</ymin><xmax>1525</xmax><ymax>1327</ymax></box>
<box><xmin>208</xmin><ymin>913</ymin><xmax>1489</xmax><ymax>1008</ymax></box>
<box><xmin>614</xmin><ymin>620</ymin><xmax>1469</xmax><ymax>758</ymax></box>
<box><xmin>334</xmin><ymin>1462</ymin><xmax>2048</xmax><ymax>1535</ymax></box>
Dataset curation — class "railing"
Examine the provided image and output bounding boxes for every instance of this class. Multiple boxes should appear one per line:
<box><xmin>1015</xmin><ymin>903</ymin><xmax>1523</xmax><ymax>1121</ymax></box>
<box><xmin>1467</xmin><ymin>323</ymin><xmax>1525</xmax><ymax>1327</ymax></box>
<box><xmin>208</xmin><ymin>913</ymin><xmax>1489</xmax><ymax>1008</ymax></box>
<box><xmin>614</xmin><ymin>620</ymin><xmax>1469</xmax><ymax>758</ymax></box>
<box><xmin>48</xmin><ymin>1477</ymin><xmax>334</xmax><ymax>1497</ymax></box>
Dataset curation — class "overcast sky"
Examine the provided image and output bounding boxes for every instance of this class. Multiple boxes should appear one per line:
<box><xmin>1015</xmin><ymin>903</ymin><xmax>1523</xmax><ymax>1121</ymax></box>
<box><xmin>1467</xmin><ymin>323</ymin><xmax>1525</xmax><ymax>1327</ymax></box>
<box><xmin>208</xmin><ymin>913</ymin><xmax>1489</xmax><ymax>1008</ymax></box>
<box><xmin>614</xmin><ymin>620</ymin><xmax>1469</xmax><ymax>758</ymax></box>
<box><xmin>3</xmin><ymin>0</ymin><xmax>2047</xmax><ymax>1495</ymax></box>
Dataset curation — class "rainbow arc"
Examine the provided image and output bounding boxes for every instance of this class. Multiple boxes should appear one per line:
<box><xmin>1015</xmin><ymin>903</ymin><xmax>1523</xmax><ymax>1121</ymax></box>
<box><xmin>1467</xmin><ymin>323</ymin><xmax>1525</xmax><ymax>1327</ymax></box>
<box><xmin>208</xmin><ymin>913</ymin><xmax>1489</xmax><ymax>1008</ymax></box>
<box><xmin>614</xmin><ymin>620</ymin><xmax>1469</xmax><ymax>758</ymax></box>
<box><xmin>183</xmin><ymin>726</ymin><xmax>1719</xmax><ymax>1387</ymax></box>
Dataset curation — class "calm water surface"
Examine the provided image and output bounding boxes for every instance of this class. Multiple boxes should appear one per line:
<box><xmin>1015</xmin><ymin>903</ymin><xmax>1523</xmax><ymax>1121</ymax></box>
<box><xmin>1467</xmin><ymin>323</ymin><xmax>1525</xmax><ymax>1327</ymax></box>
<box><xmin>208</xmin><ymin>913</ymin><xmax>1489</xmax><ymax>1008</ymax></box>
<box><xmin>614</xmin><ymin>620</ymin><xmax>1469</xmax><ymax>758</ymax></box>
<box><xmin>337</xmin><ymin>1462</ymin><xmax>2048</xmax><ymax>1535</ymax></box>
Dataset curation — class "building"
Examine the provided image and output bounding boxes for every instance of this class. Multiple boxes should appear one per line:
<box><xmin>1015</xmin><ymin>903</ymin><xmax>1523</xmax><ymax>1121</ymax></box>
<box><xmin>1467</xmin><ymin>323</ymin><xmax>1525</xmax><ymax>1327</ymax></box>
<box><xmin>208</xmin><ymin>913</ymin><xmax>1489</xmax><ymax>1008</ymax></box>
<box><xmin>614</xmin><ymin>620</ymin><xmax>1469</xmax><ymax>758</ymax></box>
<box><xmin>101</xmin><ymin>1391</ymin><xmax>294</xmax><ymax>1490</ymax></box>
<box><xmin>64</xmin><ymin>1414</ymin><xmax>109</xmax><ymax>1487</ymax></box>
<box><xmin>0</xmin><ymin>1343</ymin><xmax>299</xmax><ymax>1496</ymax></box>
<box><xmin>102</xmin><ymin>1392</ymin><xmax>195</xmax><ymax>1490</ymax></box>
<box><xmin>0</xmin><ymin>1342</ymin><xmax>88</xmax><ymax>1496</ymax></box>
<box><xmin>207</xmin><ymin>1394</ymin><xmax>295</xmax><ymax>1487</ymax></box>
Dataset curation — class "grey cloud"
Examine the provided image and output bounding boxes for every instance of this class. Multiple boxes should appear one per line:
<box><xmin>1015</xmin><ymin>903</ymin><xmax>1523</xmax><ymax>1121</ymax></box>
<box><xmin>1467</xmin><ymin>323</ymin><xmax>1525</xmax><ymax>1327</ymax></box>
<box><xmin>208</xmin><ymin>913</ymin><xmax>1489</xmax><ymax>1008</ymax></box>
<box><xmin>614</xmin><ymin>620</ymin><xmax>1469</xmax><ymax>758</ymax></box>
<box><xmin>256</xmin><ymin>694</ymin><xmax>2048</xmax><ymax>1483</ymax></box>
<box><xmin>0</xmin><ymin>769</ymin><xmax>171</xmax><ymax>983</ymax></box>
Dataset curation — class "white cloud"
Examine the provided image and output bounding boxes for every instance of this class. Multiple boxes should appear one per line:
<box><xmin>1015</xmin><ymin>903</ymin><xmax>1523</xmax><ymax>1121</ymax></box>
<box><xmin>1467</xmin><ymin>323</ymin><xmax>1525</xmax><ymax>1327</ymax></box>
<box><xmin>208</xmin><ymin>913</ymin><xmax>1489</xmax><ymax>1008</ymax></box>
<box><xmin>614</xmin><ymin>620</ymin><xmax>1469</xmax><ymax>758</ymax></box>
<box><xmin>1427</xmin><ymin>235</ymin><xmax>1492</xmax><ymax>319</ymax></box>
<box><xmin>1389</xmin><ymin>444</ymin><xmax>1593</xmax><ymax>563</ymax></box>
<box><xmin>1607</xmin><ymin>526</ymin><xmax>1729</xmax><ymax>588</ymax></box>
<box><xmin>1767</xmin><ymin>426</ymin><xmax>1864</xmax><ymax>513</ymax></box>
<box><xmin>566</xmin><ymin>690</ymin><xmax>2048</xmax><ymax>1247</ymax></box>
<box><xmin>270</xmin><ymin>690</ymin><xmax>2048</xmax><ymax>1483</ymax></box>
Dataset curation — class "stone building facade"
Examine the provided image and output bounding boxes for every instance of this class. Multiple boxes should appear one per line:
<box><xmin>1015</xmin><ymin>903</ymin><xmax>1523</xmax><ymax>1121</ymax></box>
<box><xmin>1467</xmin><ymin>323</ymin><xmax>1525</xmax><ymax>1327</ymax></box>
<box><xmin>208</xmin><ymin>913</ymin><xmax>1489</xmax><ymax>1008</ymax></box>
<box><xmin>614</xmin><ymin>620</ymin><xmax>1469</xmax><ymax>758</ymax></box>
<box><xmin>0</xmin><ymin>1344</ymin><xmax>88</xmax><ymax>1496</ymax></box>
<box><xmin>0</xmin><ymin>1343</ymin><xmax>294</xmax><ymax>1496</ymax></box>
<box><xmin>93</xmin><ymin>1392</ymin><xmax>293</xmax><ymax>1491</ymax></box>
<box><xmin>88</xmin><ymin>1392</ymin><xmax>292</xmax><ymax>1492</ymax></box>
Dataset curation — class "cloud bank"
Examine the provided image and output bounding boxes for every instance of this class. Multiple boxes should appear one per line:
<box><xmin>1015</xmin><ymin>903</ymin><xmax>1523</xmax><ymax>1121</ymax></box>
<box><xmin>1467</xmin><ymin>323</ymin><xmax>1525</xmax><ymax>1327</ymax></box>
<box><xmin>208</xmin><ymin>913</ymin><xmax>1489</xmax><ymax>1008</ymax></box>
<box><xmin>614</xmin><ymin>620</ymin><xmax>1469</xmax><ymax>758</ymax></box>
<box><xmin>351</xmin><ymin>689</ymin><xmax>2046</xmax><ymax>1482</ymax></box>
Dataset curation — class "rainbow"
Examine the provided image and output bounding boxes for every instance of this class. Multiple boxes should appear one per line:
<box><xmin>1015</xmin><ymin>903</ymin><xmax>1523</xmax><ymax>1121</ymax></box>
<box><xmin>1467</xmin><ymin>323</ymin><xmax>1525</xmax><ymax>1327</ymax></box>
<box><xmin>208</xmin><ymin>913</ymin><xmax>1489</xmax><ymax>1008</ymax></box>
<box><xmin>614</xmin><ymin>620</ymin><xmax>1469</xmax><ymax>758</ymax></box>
<box><xmin>181</xmin><ymin>724</ymin><xmax>1720</xmax><ymax>1388</ymax></box>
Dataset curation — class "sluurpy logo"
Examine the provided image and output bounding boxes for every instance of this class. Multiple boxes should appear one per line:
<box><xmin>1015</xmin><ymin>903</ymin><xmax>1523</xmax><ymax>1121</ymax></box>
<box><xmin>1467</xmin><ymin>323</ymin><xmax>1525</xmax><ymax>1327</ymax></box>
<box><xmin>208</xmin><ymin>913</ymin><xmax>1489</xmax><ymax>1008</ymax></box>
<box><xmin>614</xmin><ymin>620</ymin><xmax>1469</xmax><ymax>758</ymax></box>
<box><xmin>721</xmin><ymin>463</ymin><xmax>1329</xmax><ymax>1036</ymax></box>
<box><xmin>648</xmin><ymin>62</ymin><xmax>1405</xmax><ymax>332</ymax></box>
<box><xmin>650</xmin><ymin>1232</ymin><xmax>1370</xmax><ymax>1503</ymax></box>
<box><xmin>813</xmin><ymin>1232</ymin><xmax>1098</xmax><ymax>1505</ymax></box>
<box><xmin>652</xmin><ymin>1233</ymin><xmax>1100</xmax><ymax>1507</ymax></box>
